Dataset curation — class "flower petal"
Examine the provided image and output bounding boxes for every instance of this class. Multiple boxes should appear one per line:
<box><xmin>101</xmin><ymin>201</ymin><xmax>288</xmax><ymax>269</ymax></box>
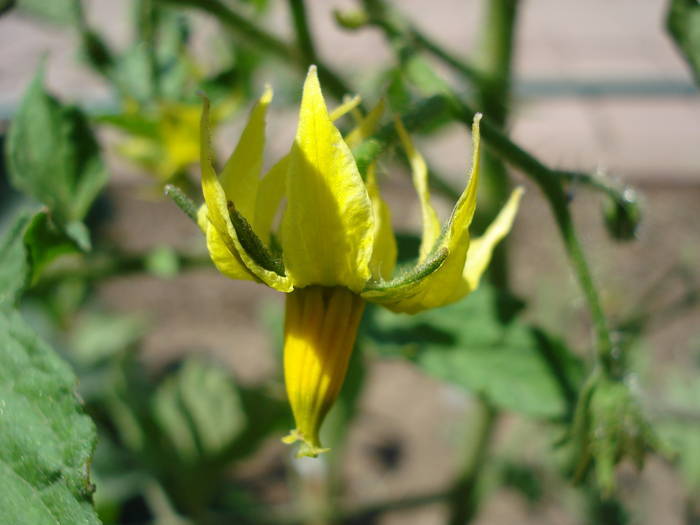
<box><xmin>219</xmin><ymin>86</ymin><xmax>272</xmax><ymax>225</ymax></box>
<box><xmin>281</xmin><ymin>66</ymin><xmax>375</xmax><ymax>292</ymax></box>
<box><xmin>253</xmin><ymin>154</ymin><xmax>288</xmax><ymax>247</ymax></box>
<box><xmin>345</xmin><ymin>98</ymin><xmax>385</xmax><ymax>149</ymax></box>
<box><xmin>328</xmin><ymin>94</ymin><xmax>362</xmax><ymax>121</ymax></box>
<box><xmin>362</xmin><ymin>114</ymin><xmax>483</xmax><ymax>313</ymax></box>
<box><xmin>464</xmin><ymin>186</ymin><xmax>523</xmax><ymax>290</ymax></box>
<box><xmin>200</xmin><ymin>97</ymin><xmax>293</xmax><ymax>292</ymax></box>
<box><xmin>394</xmin><ymin>118</ymin><xmax>441</xmax><ymax>263</ymax></box>
<box><xmin>366</xmin><ymin>163</ymin><xmax>397</xmax><ymax>280</ymax></box>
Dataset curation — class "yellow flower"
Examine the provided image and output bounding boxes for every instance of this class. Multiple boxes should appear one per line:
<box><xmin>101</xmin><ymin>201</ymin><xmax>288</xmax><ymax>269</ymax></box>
<box><xmin>115</xmin><ymin>98</ymin><xmax>236</xmax><ymax>183</ymax></box>
<box><xmin>196</xmin><ymin>66</ymin><xmax>523</xmax><ymax>457</ymax></box>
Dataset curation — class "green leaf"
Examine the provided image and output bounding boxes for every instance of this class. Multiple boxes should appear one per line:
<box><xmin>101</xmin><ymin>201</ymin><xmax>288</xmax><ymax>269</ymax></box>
<box><xmin>0</xmin><ymin>210</ymin><xmax>88</xmax><ymax>307</ymax></box>
<box><xmin>658</xmin><ymin>373</ymin><xmax>700</xmax><ymax>495</ymax></box>
<box><xmin>152</xmin><ymin>358</ymin><xmax>246</xmax><ymax>465</ymax></box>
<box><xmin>112</xmin><ymin>45</ymin><xmax>157</xmax><ymax>103</ymax></box>
<box><xmin>71</xmin><ymin>312</ymin><xmax>147</xmax><ymax>366</ymax></box>
<box><xmin>16</xmin><ymin>0</ymin><xmax>77</xmax><ymax>24</ymax></box>
<box><xmin>0</xmin><ymin>307</ymin><xmax>100</xmax><ymax>524</ymax></box>
<box><xmin>0</xmin><ymin>212</ymin><xmax>31</xmax><ymax>306</ymax></box>
<box><xmin>366</xmin><ymin>285</ymin><xmax>583</xmax><ymax>419</ymax></box>
<box><xmin>6</xmin><ymin>67</ymin><xmax>108</xmax><ymax>227</ymax></box>
<box><xmin>24</xmin><ymin>212</ymin><xmax>82</xmax><ymax>282</ymax></box>
<box><xmin>667</xmin><ymin>0</ymin><xmax>700</xmax><ymax>86</ymax></box>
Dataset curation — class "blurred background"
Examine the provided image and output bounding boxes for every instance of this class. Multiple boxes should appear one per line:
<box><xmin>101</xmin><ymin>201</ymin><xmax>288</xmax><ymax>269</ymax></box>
<box><xmin>0</xmin><ymin>1</ymin><xmax>699</xmax><ymax>524</ymax></box>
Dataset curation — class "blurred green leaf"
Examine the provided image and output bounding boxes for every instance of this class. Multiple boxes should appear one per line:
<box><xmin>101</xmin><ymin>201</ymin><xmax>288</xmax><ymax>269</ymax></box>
<box><xmin>24</xmin><ymin>212</ymin><xmax>82</xmax><ymax>281</ymax></box>
<box><xmin>16</xmin><ymin>0</ymin><xmax>77</xmax><ymax>24</ymax></box>
<box><xmin>71</xmin><ymin>312</ymin><xmax>147</xmax><ymax>365</ymax></box>
<box><xmin>366</xmin><ymin>285</ymin><xmax>583</xmax><ymax>419</ymax></box>
<box><xmin>667</xmin><ymin>0</ymin><xmax>700</xmax><ymax>86</ymax></box>
<box><xmin>145</xmin><ymin>245</ymin><xmax>180</xmax><ymax>278</ymax></box>
<box><xmin>153</xmin><ymin>358</ymin><xmax>246</xmax><ymax>465</ymax></box>
<box><xmin>658</xmin><ymin>373</ymin><xmax>700</xmax><ymax>496</ymax></box>
<box><xmin>6</xmin><ymin>67</ymin><xmax>108</xmax><ymax>242</ymax></box>
<box><xmin>112</xmin><ymin>45</ymin><xmax>158</xmax><ymax>104</ymax></box>
<box><xmin>0</xmin><ymin>210</ymin><xmax>85</xmax><ymax>307</ymax></box>
<box><xmin>0</xmin><ymin>212</ymin><xmax>31</xmax><ymax>306</ymax></box>
<box><xmin>0</xmin><ymin>306</ymin><xmax>100</xmax><ymax>524</ymax></box>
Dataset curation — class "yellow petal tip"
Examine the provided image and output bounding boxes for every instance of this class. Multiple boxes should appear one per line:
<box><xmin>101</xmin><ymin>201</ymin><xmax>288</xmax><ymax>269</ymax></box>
<box><xmin>261</xmin><ymin>84</ymin><xmax>273</xmax><ymax>104</ymax></box>
<box><xmin>282</xmin><ymin>430</ymin><xmax>330</xmax><ymax>458</ymax></box>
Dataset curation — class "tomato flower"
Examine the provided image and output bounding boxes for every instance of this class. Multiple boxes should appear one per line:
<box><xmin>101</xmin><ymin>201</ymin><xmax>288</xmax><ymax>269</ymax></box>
<box><xmin>196</xmin><ymin>66</ymin><xmax>522</xmax><ymax>457</ymax></box>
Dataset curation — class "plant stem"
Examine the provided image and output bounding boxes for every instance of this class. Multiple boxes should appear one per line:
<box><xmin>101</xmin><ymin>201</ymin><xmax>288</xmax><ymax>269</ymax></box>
<box><xmin>286</xmin><ymin>0</ymin><xmax>353</xmax><ymax>106</ymax></box>
<box><xmin>288</xmin><ymin>0</ymin><xmax>317</xmax><ymax>66</ymax></box>
<box><xmin>447</xmin><ymin>398</ymin><xmax>498</xmax><ymax>525</ymax></box>
<box><xmin>156</xmin><ymin>0</ymin><xmax>353</xmax><ymax>100</ymax></box>
<box><xmin>137</xmin><ymin>0</ymin><xmax>161</xmax><ymax>99</ymax></box>
<box><xmin>471</xmin><ymin>0</ymin><xmax>520</xmax><ymax>291</ymax></box>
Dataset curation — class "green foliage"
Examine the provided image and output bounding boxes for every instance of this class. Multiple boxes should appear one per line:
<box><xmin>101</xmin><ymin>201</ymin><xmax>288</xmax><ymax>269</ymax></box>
<box><xmin>0</xmin><ymin>307</ymin><xmax>100</xmax><ymax>525</ymax></box>
<box><xmin>0</xmin><ymin>212</ymin><xmax>31</xmax><ymax>306</ymax></box>
<box><xmin>568</xmin><ymin>371</ymin><xmax>664</xmax><ymax>495</ymax></box>
<box><xmin>658</xmin><ymin>373</ymin><xmax>700</xmax><ymax>498</ymax></box>
<box><xmin>152</xmin><ymin>358</ymin><xmax>247</xmax><ymax>465</ymax></box>
<box><xmin>667</xmin><ymin>0</ymin><xmax>700</xmax><ymax>86</ymax></box>
<box><xmin>366</xmin><ymin>285</ymin><xmax>583</xmax><ymax>419</ymax></box>
<box><xmin>15</xmin><ymin>0</ymin><xmax>77</xmax><ymax>25</ymax></box>
<box><xmin>6</xmin><ymin>68</ymin><xmax>107</xmax><ymax>248</ymax></box>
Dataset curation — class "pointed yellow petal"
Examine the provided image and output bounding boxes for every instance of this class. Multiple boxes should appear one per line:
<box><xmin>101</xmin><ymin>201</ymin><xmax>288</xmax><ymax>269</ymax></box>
<box><xmin>252</xmin><ymin>154</ymin><xmax>288</xmax><ymax>246</ymax></box>
<box><xmin>205</xmin><ymin>223</ymin><xmax>255</xmax><ymax>281</ymax></box>
<box><xmin>219</xmin><ymin>86</ymin><xmax>272</xmax><ymax>223</ymax></box>
<box><xmin>248</xmin><ymin>94</ymin><xmax>360</xmax><ymax>247</ymax></box>
<box><xmin>362</xmin><ymin>114</ymin><xmax>484</xmax><ymax>313</ymax></box>
<box><xmin>281</xmin><ymin>66</ymin><xmax>375</xmax><ymax>292</ymax></box>
<box><xmin>345</xmin><ymin>98</ymin><xmax>385</xmax><ymax>149</ymax></box>
<box><xmin>366</xmin><ymin>164</ymin><xmax>397</xmax><ymax>280</ymax></box>
<box><xmin>394</xmin><ymin>118</ymin><xmax>441</xmax><ymax>263</ymax></box>
<box><xmin>329</xmin><ymin>94</ymin><xmax>362</xmax><ymax>121</ymax></box>
<box><xmin>464</xmin><ymin>187</ymin><xmax>523</xmax><ymax>289</ymax></box>
<box><xmin>200</xmin><ymin>97</ymin><xmax>293</xmax><ymax>292</ymax></box>
<box><xmin>196</xmin><ymin>203</ymin><xmax>209</xmax><ymax>233</ymax></box>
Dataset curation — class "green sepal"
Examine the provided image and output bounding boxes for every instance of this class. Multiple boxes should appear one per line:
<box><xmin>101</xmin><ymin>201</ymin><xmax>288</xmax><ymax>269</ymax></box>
<box><xmin>164</xmin><ymin>184</ymin><xmax>198</xmax><ymax>224</ymax></box>
<box><xmin>362</xmin><ymin>246</ymin><xmax>448</xmax><ymax>293</ymax></box>
<box><xmin>227</xmin><ymin>202</ymin><xmax>285</xmax><ymax>277</ymax></box>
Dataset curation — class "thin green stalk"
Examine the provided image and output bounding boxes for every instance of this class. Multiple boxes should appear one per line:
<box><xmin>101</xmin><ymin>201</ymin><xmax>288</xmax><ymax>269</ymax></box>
<box><xmin>286</xmin><ymin>0</ymin><xmax>353</xmax><ymax>106</ymax></box>
<box><xmin>156</xmin><ymin>0</ymin><xmax>353</xmax><ymax>100</ymax></box>
<box><xmin>471</xmin><ymin>0</ymin><xmax>520</xmax><ymax>291</ymax></box>
<box><xmin>137</xmin><ymin>0</ymin><xmax>161</xmax><ymax>98</ymax></box>
<box><xmin>288</xmin><ymin>0</ymin><xmax>317</xmax><ymax>65</ymax></box>
<box><xmin>158</xmin><ymin>0</ymin><xmax>294</xmax><ymax>60</ymax></box>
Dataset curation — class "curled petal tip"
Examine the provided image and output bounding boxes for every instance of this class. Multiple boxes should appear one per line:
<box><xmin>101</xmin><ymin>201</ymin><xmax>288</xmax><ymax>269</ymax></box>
<box><xmin>261</xmin><ymin>84</ymin><xmax>274</xmax><ymax>103</ymax></box>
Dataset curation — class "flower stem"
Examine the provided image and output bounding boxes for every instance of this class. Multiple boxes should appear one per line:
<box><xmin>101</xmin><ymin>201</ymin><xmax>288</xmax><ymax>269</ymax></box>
<box><xmin>155</xmin><ymin>0</ymin><xmax>354</xmax><ymax>101</ymax></box>
<box><xmin>286</xmin><ymin>0</ymin><xmax>354</xmax><ymax>104</ymax></box>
